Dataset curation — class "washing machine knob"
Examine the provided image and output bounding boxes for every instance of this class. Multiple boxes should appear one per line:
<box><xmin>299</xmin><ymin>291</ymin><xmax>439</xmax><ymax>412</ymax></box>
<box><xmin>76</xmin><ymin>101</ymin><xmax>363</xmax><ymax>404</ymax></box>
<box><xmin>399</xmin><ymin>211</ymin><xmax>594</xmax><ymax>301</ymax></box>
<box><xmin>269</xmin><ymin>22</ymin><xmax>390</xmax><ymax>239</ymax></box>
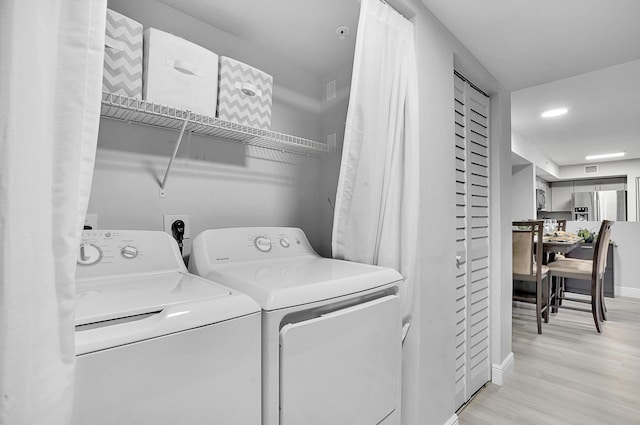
<box><xmin>279</xmin><ymin>237</ymin><xmax>290</xmax><ymax>248</ymax></box>
<box><xmin>121</xmin><ymin>245</ymin><xmax>139</xmax><ymax>259</ymax></box>
<box><xmin>77</xmin><ymin>243</ymin><xmax>102</xmax><ymax>266</ymax></box>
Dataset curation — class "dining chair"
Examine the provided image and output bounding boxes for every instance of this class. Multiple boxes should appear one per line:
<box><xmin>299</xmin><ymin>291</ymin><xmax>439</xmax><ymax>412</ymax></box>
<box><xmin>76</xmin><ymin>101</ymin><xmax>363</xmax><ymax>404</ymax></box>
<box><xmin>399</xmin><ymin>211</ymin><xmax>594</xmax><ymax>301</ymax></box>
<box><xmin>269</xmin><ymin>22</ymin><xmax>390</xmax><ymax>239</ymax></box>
<box><xmin>512</xmin><ymin>220</ymin><xmax>551</xmax><ymax>334</ymax></box>
<box><xmin>557</xmin><ymin>219</ymin><xmax>567</xmax><ymax>232</ymax></box>
<box><xmin>547</xmin><ymin>220</ymin><xmax>613</xmax><ymax>333</ymax></box>
<box><xmin>552</xmin><ymin>219</ymin><xmax>568</xmax><ymax>261</ymax></box>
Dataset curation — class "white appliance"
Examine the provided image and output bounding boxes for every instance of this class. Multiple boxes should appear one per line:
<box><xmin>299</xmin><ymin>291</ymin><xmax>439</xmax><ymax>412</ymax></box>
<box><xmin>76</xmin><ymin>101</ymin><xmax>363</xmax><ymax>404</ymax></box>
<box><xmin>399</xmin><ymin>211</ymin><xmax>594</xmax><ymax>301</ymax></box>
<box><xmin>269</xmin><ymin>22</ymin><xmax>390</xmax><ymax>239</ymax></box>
<box><xmin>189</xmin><ymin>227</ymin><xmax>403</xmax><ymax>425</ymax></box>
<box><xmin>72</xmin><ymin>230</ymin><xmax>261</xmax><ymax>425</ymax></box>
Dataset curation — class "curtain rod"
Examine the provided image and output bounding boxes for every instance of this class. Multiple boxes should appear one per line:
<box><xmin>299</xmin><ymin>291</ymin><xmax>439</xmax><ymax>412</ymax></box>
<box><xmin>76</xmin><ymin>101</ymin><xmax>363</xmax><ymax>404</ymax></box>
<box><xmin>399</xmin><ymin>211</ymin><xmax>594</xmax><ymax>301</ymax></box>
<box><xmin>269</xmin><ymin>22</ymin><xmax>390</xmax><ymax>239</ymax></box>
<box><xmin>356</xmin><ymin>0</ymin><xmax>410</xmax><ymax>19</ymax></box>
<box><xmin>454</xmin><ymin>70</ymin><xmax>489</xmax><ymax>98</ymax></box>
<box><xmin>380</xmin><ymin>0</ymin><xmax>411</xmax><ymax>19</ymax></box>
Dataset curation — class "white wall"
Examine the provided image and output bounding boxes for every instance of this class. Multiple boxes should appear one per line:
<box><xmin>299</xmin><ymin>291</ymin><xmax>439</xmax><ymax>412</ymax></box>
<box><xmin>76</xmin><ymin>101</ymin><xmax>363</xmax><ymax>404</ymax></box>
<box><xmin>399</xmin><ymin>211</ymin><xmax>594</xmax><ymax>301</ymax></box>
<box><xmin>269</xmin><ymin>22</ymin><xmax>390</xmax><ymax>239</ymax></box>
<box><xmin>89</xmin><ymin>120</ymin><xmax>332</xmax><ymax>256</ymax></box>
<box><xmin>511</xmin><ymin>130</ymin><xmax>560</xmax><ymax>177</ymax></box>
<box><xmin>565</xmin><ymin>220</ymin><xmax>640</xmax><ymax>298</ymax></box>
<box><xmin>512</xmin><ymin>164</ymin><xmax>536</xmax><ymax>220</ymax></box>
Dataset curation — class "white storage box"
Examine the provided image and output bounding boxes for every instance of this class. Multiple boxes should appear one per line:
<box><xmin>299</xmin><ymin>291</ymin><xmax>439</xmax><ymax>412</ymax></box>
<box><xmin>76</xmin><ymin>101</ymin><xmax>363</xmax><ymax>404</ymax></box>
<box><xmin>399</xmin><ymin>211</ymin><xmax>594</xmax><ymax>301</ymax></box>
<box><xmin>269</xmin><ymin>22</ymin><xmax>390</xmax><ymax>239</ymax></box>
<box><xmin>217</xmin><ymin>56</ymin><xmax>273</xmax><ymax>130</ymax></box>
<box><xmin>143</xmin><ymin>28</ymin><xmax>219</xmax><ymax>116</ymax></box>
<box><xmin>103</xmin><ymin>9</ymin><xmax>143</xmax><ymax>98</ymax></box>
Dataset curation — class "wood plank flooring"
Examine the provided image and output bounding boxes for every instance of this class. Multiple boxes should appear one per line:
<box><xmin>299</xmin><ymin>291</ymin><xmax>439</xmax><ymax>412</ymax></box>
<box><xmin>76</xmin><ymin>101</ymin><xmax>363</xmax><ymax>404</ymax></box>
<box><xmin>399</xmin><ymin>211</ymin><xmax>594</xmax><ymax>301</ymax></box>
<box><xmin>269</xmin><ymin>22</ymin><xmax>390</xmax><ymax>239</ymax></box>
<box><xmin>457</xmin><ymin>296</ymin><xmax>640</xmax><ymax>425</ymax></box>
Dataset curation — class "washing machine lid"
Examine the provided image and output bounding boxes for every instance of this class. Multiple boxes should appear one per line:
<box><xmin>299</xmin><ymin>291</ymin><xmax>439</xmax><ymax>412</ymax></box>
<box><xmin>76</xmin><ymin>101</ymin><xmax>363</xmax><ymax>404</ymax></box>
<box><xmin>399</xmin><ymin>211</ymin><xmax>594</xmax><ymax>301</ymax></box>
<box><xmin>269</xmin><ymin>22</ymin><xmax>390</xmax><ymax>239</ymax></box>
<box><xmin>201</xmin><ymin>256</ymin><xmax>402</xmax><ymax>311</ymax></box>
<box><xmin>75</xmin><ymin>271</ymin><xmax>259</xmax><ymax>354</ymax></box>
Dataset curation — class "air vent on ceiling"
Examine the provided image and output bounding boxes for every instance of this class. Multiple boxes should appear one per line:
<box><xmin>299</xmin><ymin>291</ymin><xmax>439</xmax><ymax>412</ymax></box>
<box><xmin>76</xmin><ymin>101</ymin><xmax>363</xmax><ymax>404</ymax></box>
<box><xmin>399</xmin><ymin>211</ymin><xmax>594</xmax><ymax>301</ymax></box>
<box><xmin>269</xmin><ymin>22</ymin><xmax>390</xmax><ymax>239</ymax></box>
<box><xmin>584</xmin><ymin>165</ymin><xmax>598</xmax><ymax>174</ymax></box>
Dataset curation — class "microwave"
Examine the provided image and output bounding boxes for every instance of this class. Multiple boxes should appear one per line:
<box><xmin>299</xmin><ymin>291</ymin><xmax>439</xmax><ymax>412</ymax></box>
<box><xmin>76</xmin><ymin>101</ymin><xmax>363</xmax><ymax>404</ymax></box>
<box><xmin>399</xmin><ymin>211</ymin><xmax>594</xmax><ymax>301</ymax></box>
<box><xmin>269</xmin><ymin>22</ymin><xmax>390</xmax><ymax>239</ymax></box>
<box><xmin>536</xmin><ymin>189</ymin><xmax>547</xmax><ymax>210</ymax></box>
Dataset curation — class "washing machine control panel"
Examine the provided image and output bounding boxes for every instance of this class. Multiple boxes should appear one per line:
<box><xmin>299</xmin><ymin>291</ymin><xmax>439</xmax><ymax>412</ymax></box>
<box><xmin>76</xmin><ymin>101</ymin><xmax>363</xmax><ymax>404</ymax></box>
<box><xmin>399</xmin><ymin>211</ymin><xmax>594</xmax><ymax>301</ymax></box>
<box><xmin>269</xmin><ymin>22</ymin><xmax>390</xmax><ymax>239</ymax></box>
<box><xmin>77</xmin><ymin>243</ymin><xmax>103</xmax><ymax>266</ymax></box>
<box><xmin>76</xmin><ymin>230</ymin><xmax>183</xmax><ymax>279</ymax></box>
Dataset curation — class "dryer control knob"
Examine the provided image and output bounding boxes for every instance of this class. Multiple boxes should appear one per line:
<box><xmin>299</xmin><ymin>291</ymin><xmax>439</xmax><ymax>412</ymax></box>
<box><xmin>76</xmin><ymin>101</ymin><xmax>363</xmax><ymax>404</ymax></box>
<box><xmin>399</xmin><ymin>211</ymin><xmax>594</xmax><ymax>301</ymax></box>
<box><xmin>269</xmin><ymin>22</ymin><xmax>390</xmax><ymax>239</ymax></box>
<box><xmin>121</xmin><ymin>245</ymin><xmax>139</xmax><ymax>259</ymax></box>
<box><xmin>77</xmin><ymin>243</ymin><xmax>102</xmax><ymax>266</ymax></box>
<box><xmin>279</xmin><ymin>237</ymin><xmax>290</xmax><ymax>248</ymax></box>
<box><xmin>254</xmin><ymin>236</ymin><xmax>272</xmax><ymax>252</ymax></box>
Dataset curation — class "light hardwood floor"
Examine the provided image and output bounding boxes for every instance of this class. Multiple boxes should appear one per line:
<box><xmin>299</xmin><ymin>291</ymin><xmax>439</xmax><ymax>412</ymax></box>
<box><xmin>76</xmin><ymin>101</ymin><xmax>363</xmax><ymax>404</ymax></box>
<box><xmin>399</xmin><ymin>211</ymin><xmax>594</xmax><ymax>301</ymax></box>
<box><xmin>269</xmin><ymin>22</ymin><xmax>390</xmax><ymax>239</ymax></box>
<box><xmin>457</xmin><ymin>296</ymin><xmax>640</xmax><ymax>425</ymax></box>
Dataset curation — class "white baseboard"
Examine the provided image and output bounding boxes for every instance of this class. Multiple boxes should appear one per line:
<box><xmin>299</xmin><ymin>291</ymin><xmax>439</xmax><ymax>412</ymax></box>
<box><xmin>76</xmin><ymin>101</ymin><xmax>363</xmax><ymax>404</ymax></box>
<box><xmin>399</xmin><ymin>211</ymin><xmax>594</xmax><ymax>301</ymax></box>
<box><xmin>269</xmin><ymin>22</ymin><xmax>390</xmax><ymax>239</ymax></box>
<box><xmin>618</xmin><ymin>286</ymin><xmax>640</xmax><ymax>299</ymax></box>
<box><xmin>443</xmin><ymin>413</ymin><xmax>459</xmax><ymax>425</ymax></box>
<box><xmin>491</xmin><ymin>351</ymin><xmax>514</xmax><ymax>386</ymax></box>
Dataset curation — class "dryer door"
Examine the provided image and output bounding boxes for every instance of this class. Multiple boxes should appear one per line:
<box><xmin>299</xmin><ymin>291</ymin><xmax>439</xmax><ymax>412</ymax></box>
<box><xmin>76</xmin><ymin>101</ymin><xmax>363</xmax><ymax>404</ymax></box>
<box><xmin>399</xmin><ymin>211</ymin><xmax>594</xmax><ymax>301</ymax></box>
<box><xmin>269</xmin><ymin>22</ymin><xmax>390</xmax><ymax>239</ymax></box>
<box><xmin>279</xmin><ymin>295</ymin><xmax>401</xmax><ymax>425</ymax></box>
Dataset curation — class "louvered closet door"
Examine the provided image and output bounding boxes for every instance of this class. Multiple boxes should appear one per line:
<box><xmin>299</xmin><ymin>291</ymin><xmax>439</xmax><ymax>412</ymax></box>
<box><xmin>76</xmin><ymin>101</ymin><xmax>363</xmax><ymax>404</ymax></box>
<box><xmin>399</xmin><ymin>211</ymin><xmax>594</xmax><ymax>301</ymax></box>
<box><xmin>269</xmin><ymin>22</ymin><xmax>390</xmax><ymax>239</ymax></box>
<box><xmin>453</xmin><ymin>73</ymin><xmax>491</xmax><ymax>409</ymax></box>
<box><xmin>453</xmin><ymin>74</ymin><xmax>468</xmax><ymax>409</ymax></box>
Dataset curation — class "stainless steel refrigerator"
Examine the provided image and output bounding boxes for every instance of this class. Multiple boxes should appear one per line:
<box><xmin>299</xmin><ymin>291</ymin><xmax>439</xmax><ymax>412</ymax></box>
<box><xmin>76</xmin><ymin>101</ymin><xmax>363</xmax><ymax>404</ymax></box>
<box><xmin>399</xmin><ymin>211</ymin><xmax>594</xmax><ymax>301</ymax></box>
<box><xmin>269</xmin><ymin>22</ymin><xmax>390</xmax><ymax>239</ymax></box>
<box><xmin>571</xmin><ymin>190</ymin><xmax>627</xmax><ymax>221</ymax></box>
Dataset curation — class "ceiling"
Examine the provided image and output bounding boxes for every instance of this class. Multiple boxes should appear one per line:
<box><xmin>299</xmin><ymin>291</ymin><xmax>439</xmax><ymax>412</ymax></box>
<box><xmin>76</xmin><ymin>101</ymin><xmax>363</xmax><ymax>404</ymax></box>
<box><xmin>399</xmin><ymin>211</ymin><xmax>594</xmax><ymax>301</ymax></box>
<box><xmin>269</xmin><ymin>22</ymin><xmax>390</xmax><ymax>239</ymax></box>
<box><xmin>511</xmin><ymin>60</ymin><xmax>640</xmax><ymax>166</ymax></box>
<box><xmin>421</xmin><ymin>0</ymin><xmax>640</xmax><ymax>168</ymax></box>
<box><xmin>158</xmin><ymin>0</ymin><xmax>640</xmax><ymax>168</ymax></box>
<box><xmin>158</xmin><ymin>0</ymin><xmax>360</xmax><ymax>76</ymax></box>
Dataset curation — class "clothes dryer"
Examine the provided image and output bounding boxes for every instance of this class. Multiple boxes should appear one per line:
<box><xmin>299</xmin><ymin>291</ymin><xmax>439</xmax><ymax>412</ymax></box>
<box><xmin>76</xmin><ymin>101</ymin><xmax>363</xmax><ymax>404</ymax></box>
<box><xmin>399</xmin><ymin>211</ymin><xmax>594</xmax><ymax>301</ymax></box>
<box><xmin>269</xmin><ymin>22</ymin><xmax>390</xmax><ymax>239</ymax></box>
<box><xmin>72</xmin><ymin>230</ymin><xmax>261</xmax><ymax>425</ymax></box>
<box><xmin>189</xmin><ymin>227</ymin><xmax>403</xmax><ymax>425</ymax></box>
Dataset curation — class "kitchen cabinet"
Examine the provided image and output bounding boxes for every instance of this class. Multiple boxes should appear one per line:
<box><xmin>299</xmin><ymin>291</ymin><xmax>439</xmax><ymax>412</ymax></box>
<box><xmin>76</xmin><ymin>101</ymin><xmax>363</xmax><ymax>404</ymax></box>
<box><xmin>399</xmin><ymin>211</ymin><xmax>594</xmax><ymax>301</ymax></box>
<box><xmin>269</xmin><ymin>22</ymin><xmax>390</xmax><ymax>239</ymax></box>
<box><xmin>536</xmin><ymin>177</ymin><xmax>549</xmax><ymax>193</ymax></box>
<box><xmin>573</xmin><ymin>178</ymin><xmax>626</xmax><ymax>192</ymax></box>
<box><xmin>573</xmin><ymin>180</ymin><xmax>597</xmax><ymax>192</ymax></box>
<box><xmin>551</xmin><ymin>181</ymin><xmax>572</xmax><ymax>211</ymax></box>
<box><xmin>550</xmin><ymin>178</ymin><xmax>627</xmax><ymax>212</ymax></box>
<box><xmin>599</xmin><ymin>178</ymin><xmax>626</xmax><ymax>191</ymax></box>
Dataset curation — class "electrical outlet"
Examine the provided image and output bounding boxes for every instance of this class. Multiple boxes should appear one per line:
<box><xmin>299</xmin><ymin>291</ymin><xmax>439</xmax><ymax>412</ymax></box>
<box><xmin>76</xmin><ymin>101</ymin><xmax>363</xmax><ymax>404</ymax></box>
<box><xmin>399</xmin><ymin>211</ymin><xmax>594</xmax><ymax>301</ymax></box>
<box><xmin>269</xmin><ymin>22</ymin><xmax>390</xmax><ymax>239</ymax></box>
<box><xmin>84</xmin><ymin>214</ymin><xmax>98</xmax><ymax>230</ymax></box>
<box><xmin>163</xmin><ymin>215</ymin><xmax>190</xmax><ymax>239</ymax></box>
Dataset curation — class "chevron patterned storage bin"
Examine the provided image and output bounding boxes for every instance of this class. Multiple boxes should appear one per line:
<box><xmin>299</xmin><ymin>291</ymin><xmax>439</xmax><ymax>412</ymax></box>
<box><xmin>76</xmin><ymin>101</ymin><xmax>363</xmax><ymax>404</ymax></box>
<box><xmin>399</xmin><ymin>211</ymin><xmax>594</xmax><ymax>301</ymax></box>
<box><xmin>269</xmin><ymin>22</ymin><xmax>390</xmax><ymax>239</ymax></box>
<box><xmin>217</xmin><ymin>57</ymin><xmax>273</xmax><ymax>130</ymax></box>
<box><xmin>143</xmin><ymin>28</ymin><xmax>219</xmax><ymax>116</ymax></box>
<box><xmin>103</xmin><ymin>9</ymin><xmax>143</xmax><ymax>98</ymax></box>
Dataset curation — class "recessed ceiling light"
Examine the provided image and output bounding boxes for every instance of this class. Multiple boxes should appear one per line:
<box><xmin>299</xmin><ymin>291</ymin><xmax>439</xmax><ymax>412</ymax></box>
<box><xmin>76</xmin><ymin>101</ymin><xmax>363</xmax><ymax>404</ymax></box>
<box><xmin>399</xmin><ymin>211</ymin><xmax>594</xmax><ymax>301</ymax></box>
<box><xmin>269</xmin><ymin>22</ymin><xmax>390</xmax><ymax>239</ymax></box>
<box><xmin>585</xmin><ymin>152</ymin><xmax>625</xmax><ymax>160</ymax></box>
<box><xmin>541</xmin><ymin>108</ymin><xmax>568</xmax><ymax>118</ymax></box>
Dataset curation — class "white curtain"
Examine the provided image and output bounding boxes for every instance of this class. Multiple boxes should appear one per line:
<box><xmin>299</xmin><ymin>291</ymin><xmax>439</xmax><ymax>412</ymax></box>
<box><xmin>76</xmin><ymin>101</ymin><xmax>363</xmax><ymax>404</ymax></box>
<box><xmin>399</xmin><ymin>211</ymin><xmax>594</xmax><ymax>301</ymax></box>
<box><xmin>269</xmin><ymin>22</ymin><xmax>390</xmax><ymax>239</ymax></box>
<box><xmin>0</xmin><ymin>1</ymin><xmax>106</xmax><ymax>424</ymax></box>
<box><xmin>332</xmin><ymin>0</ymin><xmax>420</xmax><ymax>325</ymax></box>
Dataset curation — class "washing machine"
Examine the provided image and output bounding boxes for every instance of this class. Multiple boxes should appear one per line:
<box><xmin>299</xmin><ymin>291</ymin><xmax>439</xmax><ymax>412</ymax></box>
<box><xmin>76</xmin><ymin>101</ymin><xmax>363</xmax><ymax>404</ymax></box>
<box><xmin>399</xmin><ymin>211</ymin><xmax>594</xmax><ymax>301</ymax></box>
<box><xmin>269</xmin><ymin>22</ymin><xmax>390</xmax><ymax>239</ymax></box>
<box><xmin>72</xmin><ymin>230</ymin><xmax>261</xmax><ymax>425</ymax></box>
<box><xmin>188</xmin><ymin>227</ymin><xmax>403</xmax><ymax>425</ymax></box>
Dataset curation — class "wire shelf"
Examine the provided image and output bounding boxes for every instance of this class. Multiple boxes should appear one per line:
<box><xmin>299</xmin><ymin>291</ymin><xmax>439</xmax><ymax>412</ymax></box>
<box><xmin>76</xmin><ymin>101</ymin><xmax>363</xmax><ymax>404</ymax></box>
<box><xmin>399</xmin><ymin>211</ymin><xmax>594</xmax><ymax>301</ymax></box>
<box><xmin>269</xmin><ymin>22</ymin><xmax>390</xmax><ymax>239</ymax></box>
<box><xmin>100</xmin><ymin>92</ymin><xmax>337</xmax><ymax>157</ymax></box>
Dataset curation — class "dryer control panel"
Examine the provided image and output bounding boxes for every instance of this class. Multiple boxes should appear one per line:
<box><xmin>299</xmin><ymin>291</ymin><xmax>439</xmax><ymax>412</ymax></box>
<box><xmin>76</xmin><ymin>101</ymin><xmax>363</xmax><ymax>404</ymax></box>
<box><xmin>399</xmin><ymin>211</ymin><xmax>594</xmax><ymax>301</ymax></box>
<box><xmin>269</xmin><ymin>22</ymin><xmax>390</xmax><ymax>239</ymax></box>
<box><xmin>191</xmin><ymin>227</ymin><xmax>317</xmax><ymax>266</ymax></box>
<box><xmin>76</xmin><ymin>230</ymin><xmax>184</xmax><ymax>279</ymax></box>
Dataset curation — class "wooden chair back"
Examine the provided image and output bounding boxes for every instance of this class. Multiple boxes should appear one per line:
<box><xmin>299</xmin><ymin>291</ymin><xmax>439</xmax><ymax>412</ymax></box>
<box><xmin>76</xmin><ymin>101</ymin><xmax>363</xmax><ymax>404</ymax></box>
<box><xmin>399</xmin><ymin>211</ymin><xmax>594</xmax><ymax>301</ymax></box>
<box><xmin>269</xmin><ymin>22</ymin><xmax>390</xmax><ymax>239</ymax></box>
<box><xmin>512</xmin><ymin>220</ymin><xmax>550</xmax><ymax>334</ymax></box>
<box><xmin>557</xmin><ymin>219</ymin><xmax>567</xmax><ymax>232</ymax></box>
<box><xmin>512</xmin><ymin>220</ymin><xmax>544</xmax><ymax>280</ymax></box>
<box><xmin>592</xmin><ymin>220</ymin><xmax>613</xmax><ymax>281</ymax></box>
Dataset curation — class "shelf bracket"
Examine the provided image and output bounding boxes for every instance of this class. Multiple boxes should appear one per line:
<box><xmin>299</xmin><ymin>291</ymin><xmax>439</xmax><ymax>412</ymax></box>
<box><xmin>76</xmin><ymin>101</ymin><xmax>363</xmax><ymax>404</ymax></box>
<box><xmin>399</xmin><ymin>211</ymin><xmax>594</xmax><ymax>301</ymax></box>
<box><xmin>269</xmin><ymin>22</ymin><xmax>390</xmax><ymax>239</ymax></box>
<box><xmin>160</xmin><ymin>116</ymin><xmax>190</xmax><ymax>194</ymax></box>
